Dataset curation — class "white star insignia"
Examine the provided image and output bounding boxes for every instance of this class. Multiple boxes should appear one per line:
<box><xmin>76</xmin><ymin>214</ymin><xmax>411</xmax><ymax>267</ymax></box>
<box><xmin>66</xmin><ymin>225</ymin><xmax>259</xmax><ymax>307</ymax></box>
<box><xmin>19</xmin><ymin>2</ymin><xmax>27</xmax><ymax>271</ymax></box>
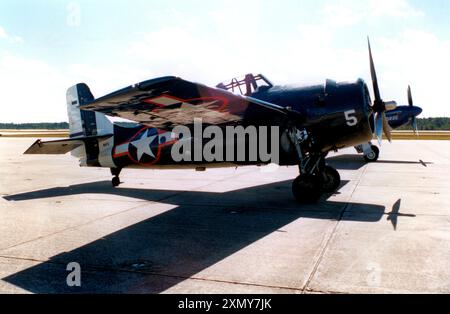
<box><xmin>130</xmin><ymin>130</ymin><xmax>157</xmax><ymax>160</ymax></box>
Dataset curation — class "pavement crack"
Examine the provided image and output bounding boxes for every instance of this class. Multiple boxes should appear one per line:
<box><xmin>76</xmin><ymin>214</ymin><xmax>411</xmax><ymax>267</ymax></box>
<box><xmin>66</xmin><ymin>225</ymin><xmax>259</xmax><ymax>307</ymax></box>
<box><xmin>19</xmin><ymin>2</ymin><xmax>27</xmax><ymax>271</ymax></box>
<box><xmin>301</xmin><ymin>164</ymin><xmax>369</xmax><ymax>292</ymax></box>
<box><xmin>0</xmin><ymin>254</ymin><xmax>299</xmax><ymax>293</ymax></box>
<box><xmin>0</xmin><ymin>253</ymin><xmax>352</xmax><ymax>294</ymax></box>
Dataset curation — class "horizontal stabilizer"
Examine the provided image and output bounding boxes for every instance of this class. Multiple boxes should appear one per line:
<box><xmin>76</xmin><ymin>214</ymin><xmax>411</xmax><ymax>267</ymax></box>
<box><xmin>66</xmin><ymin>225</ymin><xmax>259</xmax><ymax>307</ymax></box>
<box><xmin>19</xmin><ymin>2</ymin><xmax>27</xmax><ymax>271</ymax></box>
<box><xmin>24</xmin><ymin>134</ymin><xmax>113</xmax><ymax>155</ymax></box>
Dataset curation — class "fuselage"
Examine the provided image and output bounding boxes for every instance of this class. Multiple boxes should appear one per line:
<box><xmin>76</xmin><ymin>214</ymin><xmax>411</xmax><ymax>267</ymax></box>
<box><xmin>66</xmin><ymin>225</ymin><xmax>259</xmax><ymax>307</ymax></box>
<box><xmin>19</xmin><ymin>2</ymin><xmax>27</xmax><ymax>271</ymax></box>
<box><xmin>77</xmin><ymin>79</ymin><xmax>376</xmax><ymax>170</ymax></box>
<box><xmin>250</xmin><ymin>79</ymin><xmax>374</xmax><ymax>151</ymax></box>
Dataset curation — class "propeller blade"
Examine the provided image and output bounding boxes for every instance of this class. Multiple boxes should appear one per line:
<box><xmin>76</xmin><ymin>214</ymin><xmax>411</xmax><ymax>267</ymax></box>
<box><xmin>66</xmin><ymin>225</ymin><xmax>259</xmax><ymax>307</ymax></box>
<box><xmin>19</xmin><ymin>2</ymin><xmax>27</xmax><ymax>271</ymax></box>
<box><xmin>375</xmin><ymin>112</ymin><xmax>383</xmax><ymax>146</ymax></box>
<box><xmin>382</xmin><ymin>112</ymin><xmax>392</xmax><ymax>142</ymax></box>
<box><xmin>408</xmin><ymin>85</ymin><xmax>413</xmax><ymax>107</ymax></box>
<box><xmin>408</xmin><ymin>85</ymin><xmax>419</xmax><ymax>135</ymax></box>
<box><xmin>412</xmin><ymin>117</ymin><xmax>419</xmax><ymax>135</ymax></box>
<box><xmin>368</xmin><ymin>38</ymin><xmax>393</xmax><ymax>145</ymax></box>
<box><xmin>368</xmin><ymin>38</ymin><xmax>382</xmax><ymax>107</ymax></box>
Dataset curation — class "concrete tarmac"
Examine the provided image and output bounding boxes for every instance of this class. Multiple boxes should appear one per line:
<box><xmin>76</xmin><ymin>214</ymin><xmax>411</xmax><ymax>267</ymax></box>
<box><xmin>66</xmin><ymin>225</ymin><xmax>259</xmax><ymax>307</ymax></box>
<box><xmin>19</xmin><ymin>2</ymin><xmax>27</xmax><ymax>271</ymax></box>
<box><xmin>0</xmin><ymin>138</ymin><xmax>449</xmax><ymax>294</ymax></box>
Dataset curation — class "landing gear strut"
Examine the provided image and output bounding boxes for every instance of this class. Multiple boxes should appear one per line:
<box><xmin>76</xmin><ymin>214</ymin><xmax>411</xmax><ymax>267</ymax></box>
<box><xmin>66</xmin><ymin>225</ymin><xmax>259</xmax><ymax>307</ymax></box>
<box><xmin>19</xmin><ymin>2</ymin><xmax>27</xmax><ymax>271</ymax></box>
<box><xmin>110</xmin><ymin>168</ymin><xmax>122</xmax><ymax>187</ymax></box>
<box><xmin>288</xmin><ymin>128</ymin><xmax>341</xmax><ymax>203</ymax></box>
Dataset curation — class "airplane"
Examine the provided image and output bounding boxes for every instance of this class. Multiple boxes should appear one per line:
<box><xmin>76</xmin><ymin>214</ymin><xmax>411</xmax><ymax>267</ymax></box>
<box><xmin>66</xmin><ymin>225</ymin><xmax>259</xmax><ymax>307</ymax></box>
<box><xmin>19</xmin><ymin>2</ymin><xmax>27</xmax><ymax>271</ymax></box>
<box><xmin>354</xmin><ymin>85</ymin><xmax>423</xmax><ymax>162</ymax></box>
<box><xmin>24</xmin><ymin>39</ymin><xmax>400</xmax><ymax>203</ymax></box>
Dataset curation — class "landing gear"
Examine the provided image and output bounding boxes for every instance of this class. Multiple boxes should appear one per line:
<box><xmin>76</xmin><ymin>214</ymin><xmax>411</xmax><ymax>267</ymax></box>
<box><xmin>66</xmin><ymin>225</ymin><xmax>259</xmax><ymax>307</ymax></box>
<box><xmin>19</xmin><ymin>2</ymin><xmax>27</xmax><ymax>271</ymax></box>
<box><xmin>112</xmin><ymin>176</ymin><xmax>121</xmax><ymax>187</ymax></box>
<box><xmin>287</xmin><ymin>127</ymin><xmax>341</xmax><ymax>203</ymax></box>
<box><xmin>292</xmin><ymin>174</ymin><xmax>322</xmax><ymax>203</ymax></box>
<box><xmin>355</xmin><ymin>142</ymin><xmax>380</xmax><ymax>162</ymax></box>
<box><xmin>110</xmin><ymin>168</ymin><xmax>122</xmax><ymax>187</ymax></box>
<box><xmin>363</xmin><ymin>145</ymin><xmax>379</xmax><ymax>162</ymax></box>
<box><xmin>321</xmin><ymin>165</ymin><xmax>341</xmax><ymax>193</ymax></box>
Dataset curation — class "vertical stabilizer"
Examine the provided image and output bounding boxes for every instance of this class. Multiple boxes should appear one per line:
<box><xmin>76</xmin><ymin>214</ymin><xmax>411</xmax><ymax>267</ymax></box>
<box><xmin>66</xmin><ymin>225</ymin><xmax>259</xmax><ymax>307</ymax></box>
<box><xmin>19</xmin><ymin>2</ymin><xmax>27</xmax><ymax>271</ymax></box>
<box><xmin>66</xmin><ymin>83</ymin><xmax>113</xmax><ymax>137</ymax></box>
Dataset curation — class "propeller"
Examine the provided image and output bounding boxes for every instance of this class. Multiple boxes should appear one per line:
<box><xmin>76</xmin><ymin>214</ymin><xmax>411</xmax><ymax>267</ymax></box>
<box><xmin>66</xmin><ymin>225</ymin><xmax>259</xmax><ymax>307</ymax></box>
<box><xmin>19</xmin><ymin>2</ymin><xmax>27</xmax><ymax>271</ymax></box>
<box><xmin>408</xmin><ymin>85</ymin><xmax>419</xmax><ymax>135</ymax></box>
<box><xmin>368</xmin><ymin>38</ymin><xmax>395</xmax><ymax>145</ymax></box>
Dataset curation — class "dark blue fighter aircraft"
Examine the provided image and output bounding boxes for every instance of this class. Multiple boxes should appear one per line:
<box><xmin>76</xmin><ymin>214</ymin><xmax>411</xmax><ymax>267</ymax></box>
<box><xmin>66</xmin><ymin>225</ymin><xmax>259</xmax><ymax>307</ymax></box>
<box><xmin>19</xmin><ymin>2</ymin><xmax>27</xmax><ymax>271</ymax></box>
<box><xmin>25</xmin><ymin>40</ymin><xmax>410</xmax><ymax>203</ymax></box>
<box><xmin>386</xmin><ymin>86</ymin><xmax>422</xmax><ymax>130</ymax></box>
<box><xmin>354</xmin><ymin>85</ymin><xmax>422</xmax><ymax>162</ymax></box>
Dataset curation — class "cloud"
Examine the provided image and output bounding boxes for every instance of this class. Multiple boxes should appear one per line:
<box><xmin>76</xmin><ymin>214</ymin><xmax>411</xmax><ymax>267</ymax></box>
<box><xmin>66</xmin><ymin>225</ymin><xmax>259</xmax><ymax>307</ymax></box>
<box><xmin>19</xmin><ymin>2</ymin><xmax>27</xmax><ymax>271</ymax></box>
<box><xmin>0</xmin><ymin>53</ymin><xmax>69</xmax><ymax>123</ymax></box>
<box><xmin>0</xmin><ymin>50</ymin><xmax>154</xmax><ymax>123</ymax></box>
<box><xmin>125</xmin><ymin>0</ymin><xmax>268</xmax><ymax>85</ymax></box>
<box><xmin>293</xmin><ymin>0</ymin><xmax>445</xmax><ymax>117</ymax></box>
<box><xmin>0</xmin><ymin>0</ymin><xmax>446</xmax><ymax>123</ymax></box>
<box><xmin>0</xmin><ymin>26</ymin><xmax>7</xmax><ymax>39</ymax></box>
<box><xmin>208</xmin><ymin>0</ymin><xmax>262</xmax><ymax>39</ymax></box>
<box><xmin>0</xmin><ymin>25</ymin><xmax>24</xmax><ymax>44</ymax></box>
<box><xmin>323</xmin><ymin>2</ymin><xmax>365</xmax><ymax>27</ymax></box>
<box><xmin>120</xmin><ymin>0</ymin><xmax>445</xmax><ymax>117</ymax></box>
<box><xmin>127</xmin><ymin>26</ymin><xmax>266</xmax><ymax>86</ymax></box>
<box><xmin>368</xmin><ymin>0</ymin><xmax>423</xmax><ymax>18</ymax></box>
<box><xmin>323</xmin><ymin>0</ymin><xmax>424</xmax><ymax>28</ymax></box>
<box><xmin>67</xmin><ymin>63</ymin><xmax>152</xmax><ymax>97</ymax></box>
<box><xmin>373</xmin><ymin>30</ymin><xmax>450</xmax><ymax>117</ymax></box>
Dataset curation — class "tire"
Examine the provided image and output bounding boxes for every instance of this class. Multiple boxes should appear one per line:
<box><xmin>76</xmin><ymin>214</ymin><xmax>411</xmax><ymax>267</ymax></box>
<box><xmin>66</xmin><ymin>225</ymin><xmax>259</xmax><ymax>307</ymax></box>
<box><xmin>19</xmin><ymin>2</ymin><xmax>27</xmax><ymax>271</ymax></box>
<box><xmin>112</xmin><ymin>176</ymin><xmax>121</xmax><ymax>187</ymax></box>
<box><xmin>363</xmin><ymin>145</ymin><xmax>380</xmax><ymax>162</ymax></box>
<box><xmin>322</xmin><ymin>166</ymin><xmax>341</xmax><ymax>193</ymax></box>
<box><xmin>292</xmin><ymin>174</ymin><xmax>323</xmax><ymax>203</ymax></box>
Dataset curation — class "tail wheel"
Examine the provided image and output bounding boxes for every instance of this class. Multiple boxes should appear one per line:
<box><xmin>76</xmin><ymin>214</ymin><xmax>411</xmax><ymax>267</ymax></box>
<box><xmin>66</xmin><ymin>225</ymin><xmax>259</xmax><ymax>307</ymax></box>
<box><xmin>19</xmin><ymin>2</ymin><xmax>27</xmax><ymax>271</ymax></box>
<box><xmin>322</xmin><ymin>166</ymin><xmax>341</xmax><ymax>193</ymax></box>
<box><xmin>364</xmin><ymin>145</ymin><xmax>380</xmax><ymax>162</ymax></box>
<box><xmin>112</xmin><ymin>176</ymin><xmax>121</xmax><ymax>187</ymax></box>
<box><xmin>292</xmin><ymin>174</ymin><xmax>323</xmax><ymax>204</ymax></box>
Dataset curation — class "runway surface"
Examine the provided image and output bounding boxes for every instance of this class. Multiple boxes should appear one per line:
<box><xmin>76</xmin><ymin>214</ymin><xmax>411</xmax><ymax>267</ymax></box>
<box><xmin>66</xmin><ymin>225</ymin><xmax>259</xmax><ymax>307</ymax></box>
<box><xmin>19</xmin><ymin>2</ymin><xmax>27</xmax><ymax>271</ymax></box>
<box><xmin>0</xmin><ymin>138</ymin><xmax>449</xmax><ymax>294</ymax></box>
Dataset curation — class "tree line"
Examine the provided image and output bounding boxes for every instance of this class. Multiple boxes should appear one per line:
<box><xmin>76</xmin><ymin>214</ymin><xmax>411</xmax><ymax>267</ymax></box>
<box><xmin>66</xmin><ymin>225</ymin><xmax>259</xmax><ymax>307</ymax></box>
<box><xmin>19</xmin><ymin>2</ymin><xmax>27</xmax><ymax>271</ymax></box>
<box><xmin>397</xmin><ymin>117</ymin><xmax>450</xmax><ymax>131</ymax></box>
<box><xmin>0</xmin><ymin>122</ymin><xmax>69</xmax><ymax>129</ymax></box>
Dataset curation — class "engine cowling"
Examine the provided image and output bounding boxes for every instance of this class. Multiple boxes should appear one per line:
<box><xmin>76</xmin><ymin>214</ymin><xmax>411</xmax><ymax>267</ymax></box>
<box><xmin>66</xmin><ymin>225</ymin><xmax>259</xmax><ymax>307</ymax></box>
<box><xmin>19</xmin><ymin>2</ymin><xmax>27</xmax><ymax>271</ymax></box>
<box><xmin>300</xmin><ymin>79</ymin><xmax>374</xmax><ymax>151</ymax></box>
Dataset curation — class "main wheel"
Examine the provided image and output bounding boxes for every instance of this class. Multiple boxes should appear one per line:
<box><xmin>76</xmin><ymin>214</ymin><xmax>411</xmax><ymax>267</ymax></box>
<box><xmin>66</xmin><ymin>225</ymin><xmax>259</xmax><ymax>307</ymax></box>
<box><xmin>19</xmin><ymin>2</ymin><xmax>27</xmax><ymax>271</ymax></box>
<box><xmin>112</xmin><ymin>176</ymin><xmax>121</xmax><ymax>187</ymax></box>
<box><xmin>292</xmin><ymin>174</ymin><xmax>323</xmax><ymax>203</ymax></box>
<box><xmin>363</xmin><ymin>145</ymin><xmax>380</xmax><ymax>162</ymax></box>
<box><xmin>322</xmin><ymin>166</ymin><xmax>341</xmax><ymax>193</ymax></box>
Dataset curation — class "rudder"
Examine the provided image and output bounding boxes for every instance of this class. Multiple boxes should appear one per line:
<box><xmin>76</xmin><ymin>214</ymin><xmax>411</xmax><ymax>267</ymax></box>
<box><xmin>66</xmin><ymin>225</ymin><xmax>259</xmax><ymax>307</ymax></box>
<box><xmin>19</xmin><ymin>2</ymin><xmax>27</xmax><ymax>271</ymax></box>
<box><xmin>66</xmin><ymin>83</ymin><xmax>113</xmax><ymax>138</ymax></box>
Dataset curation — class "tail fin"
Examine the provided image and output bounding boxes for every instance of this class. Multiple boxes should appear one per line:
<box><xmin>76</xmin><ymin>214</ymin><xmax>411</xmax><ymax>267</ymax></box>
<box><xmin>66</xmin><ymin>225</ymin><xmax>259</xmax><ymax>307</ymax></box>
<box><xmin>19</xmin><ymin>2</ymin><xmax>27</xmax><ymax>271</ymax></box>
<box><xmin>66</xmin><ymin>83</ymin><xmax>113</xmax><ymax>138</ymax></box>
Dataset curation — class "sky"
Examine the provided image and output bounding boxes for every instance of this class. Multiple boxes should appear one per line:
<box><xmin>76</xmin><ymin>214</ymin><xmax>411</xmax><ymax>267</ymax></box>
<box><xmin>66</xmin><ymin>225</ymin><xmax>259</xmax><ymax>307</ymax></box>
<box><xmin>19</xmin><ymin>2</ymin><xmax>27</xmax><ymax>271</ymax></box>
<box><xmin>0</xmin><ymin>0</ymin><xmax>449</xmax><ymax>122</ymax></box>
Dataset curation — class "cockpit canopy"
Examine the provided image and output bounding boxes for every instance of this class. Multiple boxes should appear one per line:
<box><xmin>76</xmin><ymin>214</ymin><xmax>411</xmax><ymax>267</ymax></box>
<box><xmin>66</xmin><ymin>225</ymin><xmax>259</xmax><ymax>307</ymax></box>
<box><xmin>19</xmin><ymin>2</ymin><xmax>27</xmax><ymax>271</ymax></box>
<box><xmin>216</xmin><ymin>73</ymin><xmax>273</xmax><ymax>96</ymax></box>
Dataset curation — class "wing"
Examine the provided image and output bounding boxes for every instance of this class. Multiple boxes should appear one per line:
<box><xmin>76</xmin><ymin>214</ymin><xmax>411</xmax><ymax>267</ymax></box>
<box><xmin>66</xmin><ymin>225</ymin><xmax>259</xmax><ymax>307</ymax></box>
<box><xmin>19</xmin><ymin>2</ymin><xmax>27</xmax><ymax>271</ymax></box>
<box><xmin>80</xmin><ymin>76</ymin><xmax>288</xmax><ymax>129</ymax></box>
<box><xmin>24</xmin><ymin>135</ymin><xmax>113</xmax><ymax>154</ymax></box>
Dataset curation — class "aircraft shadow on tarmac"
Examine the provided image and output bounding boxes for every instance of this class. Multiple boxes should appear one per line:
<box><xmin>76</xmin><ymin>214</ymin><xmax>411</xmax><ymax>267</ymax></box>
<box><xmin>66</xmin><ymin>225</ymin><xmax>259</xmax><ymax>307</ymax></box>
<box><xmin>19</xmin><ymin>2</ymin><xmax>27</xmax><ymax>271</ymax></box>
<box><xmin>3</xmin><ymin>179</ymin><xmax>391</xmax><ymax>293</ymax></box>
<box><xmin>327</xmin><ymin>154</ymin><xmax>433</xmax><ymax>170</ymax></box>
